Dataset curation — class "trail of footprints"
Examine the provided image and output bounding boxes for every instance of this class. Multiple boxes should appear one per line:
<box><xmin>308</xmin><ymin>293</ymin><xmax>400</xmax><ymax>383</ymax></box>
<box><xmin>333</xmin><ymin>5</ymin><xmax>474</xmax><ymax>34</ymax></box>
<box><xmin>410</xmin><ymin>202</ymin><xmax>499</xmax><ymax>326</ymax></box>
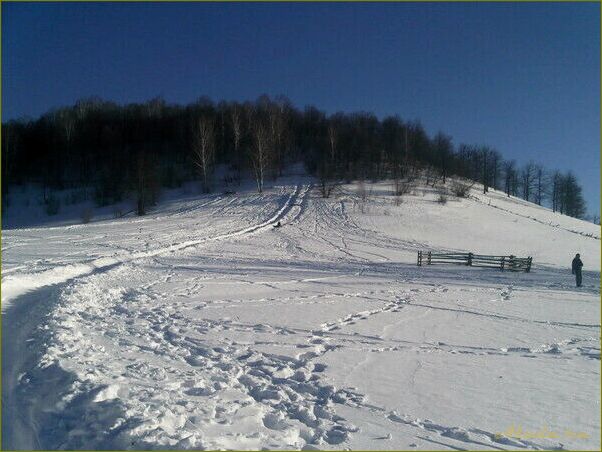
<box><xmin>110</xmin><ymin>288</ymin><xmax>374</xmax><ymax>447</ymax></box>
<box><xmin>386</xmin><ymin>411</ymin><xmax>554</xmax><ymax>450</ymax></box>
<box><xmin>112</xmin><ymin>284</ymin><xmax>419</xmax><ymax>447</ymax></box>
<box><xmin>320</xmin><ymin>294</ymin><xmax>410</xmax><ymax>333</ymax></box>
<box><xmin>149</xmin><ymin>322</ymin><xmax>364</xmax><ymax>446</ymax></box>
<box><xmin>51</xmin><ymin>266</ymin><xmax>597</xmax><ymax>449</ymax></box>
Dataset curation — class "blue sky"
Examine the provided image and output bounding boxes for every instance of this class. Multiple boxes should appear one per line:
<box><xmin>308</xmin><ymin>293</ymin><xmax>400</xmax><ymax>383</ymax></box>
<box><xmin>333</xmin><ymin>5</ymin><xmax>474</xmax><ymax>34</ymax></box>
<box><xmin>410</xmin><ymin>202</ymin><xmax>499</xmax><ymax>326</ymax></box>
<box><xmin>3</xmin><ymin>2</ymin><xmax>600</xmax><ymax>215</ymax></box>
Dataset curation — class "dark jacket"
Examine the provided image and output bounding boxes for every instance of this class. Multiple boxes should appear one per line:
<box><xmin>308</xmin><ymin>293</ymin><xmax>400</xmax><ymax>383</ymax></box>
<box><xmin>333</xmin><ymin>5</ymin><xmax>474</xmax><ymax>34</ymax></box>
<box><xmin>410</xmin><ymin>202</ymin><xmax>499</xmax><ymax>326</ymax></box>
<box><xmin>572</xmin><ymin>257</ymin><xmax>583</xmax><ymax>274</ymax></box>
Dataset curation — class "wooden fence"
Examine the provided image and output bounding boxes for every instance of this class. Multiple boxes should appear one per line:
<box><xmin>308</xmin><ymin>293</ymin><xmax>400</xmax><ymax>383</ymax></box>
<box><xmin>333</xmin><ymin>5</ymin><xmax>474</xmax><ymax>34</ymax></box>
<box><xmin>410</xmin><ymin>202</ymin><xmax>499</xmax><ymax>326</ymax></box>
<box><xmin>417</xmin><ymin>251</ymin><xmax>532</xmax><ymax>272</ymax></box>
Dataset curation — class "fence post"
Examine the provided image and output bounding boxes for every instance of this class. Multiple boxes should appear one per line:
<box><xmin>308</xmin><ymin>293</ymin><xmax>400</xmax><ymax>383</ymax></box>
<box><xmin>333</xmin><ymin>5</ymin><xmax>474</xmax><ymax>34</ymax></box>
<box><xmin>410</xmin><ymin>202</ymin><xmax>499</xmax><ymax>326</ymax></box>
<box><xmin>526</xmin><ymin>257</ymin><xmax>532</xmax><ymax>273</ymax></box>
<box><xmin>501</xmin><ymin>256</ymin><xmax>505</xmax><ymax>271</ymax></box>
<box><xmin>417</xmin><ymin>251</ymin><xmax>422</xmax><ymax>266</ymax></box>
<box><xmin>427</xmin><ymin>251</ymin><xmax>432</xmax><ymax>265</ymax></box>
<box><xmin>509</xmin><ymin>255</ymin><xmax>515</xmax><ymax>271</ymax></box>
<box><xmin>467</xmin><ymin>252</ymin><xmax>473</xmax><ymax>266</ymax></box>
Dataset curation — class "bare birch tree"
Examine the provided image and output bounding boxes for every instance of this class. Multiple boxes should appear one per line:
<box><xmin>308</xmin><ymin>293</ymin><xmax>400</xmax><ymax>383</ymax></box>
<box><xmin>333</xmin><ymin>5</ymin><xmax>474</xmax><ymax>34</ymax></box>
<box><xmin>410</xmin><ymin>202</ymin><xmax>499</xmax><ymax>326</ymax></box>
<box><xmin>250</xmin><ymin>118</ymin><xmax>270</xmax><ymax>193</ymax></box>
<box><xmin>192</xmin><ymin>116</ymin><xmax>215</xmax><ymax>193</ymax></box>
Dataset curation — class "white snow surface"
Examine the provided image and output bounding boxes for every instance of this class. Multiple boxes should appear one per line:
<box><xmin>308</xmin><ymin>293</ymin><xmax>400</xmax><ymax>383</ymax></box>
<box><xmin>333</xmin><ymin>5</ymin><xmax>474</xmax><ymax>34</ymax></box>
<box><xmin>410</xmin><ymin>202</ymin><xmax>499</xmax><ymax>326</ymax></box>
<box><xmin>2</xmin><ymin>177</ymin><xmax>600</xmax><ymax>450</ymax></box>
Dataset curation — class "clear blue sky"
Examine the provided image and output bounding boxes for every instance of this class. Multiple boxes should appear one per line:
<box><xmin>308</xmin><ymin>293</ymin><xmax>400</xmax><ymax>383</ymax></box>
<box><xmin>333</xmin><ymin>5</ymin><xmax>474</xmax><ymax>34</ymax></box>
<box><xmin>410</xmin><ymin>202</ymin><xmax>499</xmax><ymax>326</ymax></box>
<box><xmin>3</xmin><ymin>2</ymin><xmax>600</xmax><ymax>216</ymax></box>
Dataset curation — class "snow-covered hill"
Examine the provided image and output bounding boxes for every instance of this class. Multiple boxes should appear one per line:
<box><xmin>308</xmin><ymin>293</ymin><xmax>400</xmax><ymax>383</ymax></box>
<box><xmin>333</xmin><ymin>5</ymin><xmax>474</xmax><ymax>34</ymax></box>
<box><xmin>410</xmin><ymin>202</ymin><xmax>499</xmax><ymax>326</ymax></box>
<box><xmin>2</xmin><ymin>177</ymin><xmax>600</xmax><ymax>450</ymax></box>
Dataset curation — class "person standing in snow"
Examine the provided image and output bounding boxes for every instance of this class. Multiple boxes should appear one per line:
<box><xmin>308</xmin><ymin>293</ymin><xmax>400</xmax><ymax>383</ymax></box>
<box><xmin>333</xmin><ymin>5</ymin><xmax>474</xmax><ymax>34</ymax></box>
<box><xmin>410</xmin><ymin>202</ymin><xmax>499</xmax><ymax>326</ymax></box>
<box><xmin>571</xmin><ymin>253</ymin><xmax>583</xmax><ymax>287</ymax></box>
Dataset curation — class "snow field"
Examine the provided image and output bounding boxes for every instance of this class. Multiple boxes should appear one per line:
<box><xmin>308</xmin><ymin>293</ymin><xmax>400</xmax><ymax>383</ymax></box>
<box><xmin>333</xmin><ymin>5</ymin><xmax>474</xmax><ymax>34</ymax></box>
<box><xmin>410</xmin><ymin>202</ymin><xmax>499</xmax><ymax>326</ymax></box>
<box><xmin>2</xmin><ymin>178</ymin><xmax>600</xmax><ymax>450</ymax></box>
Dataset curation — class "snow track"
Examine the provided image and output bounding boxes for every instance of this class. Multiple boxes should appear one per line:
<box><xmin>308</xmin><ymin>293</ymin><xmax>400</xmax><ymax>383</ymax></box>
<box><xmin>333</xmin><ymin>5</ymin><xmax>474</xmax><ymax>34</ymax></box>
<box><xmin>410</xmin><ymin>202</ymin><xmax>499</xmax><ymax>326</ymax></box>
<box><xmin>1</xmin><ymin>184</ymin><xmax>306</xmax><ymax>309</ymax></box>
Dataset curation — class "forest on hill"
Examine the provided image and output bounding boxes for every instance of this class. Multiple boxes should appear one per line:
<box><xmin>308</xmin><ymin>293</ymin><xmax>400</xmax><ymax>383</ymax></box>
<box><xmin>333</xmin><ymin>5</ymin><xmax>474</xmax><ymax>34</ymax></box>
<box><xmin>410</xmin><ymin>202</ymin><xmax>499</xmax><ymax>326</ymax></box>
<box><xmin>1</xmin><ymin>95</ymin><xmax>588</xmax><ymax>219</ymax></box>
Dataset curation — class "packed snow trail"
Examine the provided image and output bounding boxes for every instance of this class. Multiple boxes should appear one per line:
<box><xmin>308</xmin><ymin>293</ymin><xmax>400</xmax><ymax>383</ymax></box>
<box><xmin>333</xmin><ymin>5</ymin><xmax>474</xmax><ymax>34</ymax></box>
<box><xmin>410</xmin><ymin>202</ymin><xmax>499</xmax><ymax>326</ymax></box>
<box><xmin>1</xmin><ymin>184</ymin><xmax>306</xmax><ymax>309</ymax></box>
<box><xmin>2</xmin><ymin>179</ymin><xmax>600</xmax><ymax>450</ymax></box>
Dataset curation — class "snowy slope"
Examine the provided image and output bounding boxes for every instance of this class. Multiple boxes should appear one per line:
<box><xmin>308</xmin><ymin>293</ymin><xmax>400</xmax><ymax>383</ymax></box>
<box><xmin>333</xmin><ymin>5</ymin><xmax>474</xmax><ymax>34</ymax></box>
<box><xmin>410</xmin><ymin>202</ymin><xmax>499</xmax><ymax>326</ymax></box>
<box><xmin>2</xmin><ymin>177</ymin><xmax>600</xmax><ymax>450</ymax></box>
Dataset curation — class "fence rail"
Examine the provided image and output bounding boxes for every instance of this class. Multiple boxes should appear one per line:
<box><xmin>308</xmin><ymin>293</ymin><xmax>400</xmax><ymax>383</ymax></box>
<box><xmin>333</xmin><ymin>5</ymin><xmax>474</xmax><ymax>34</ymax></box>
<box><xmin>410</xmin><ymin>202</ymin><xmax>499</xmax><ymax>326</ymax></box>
<box><xmin>417</xmin><ymin>251</ymin><xmax>532</xmax><ymax>272</ymax></box>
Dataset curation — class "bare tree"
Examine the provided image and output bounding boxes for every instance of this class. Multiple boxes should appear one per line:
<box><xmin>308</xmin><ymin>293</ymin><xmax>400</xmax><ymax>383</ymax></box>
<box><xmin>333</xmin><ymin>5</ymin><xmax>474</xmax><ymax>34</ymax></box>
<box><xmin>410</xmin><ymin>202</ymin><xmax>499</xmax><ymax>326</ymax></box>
<box><xmin>57</xmin><ymin>110</ymin><xmax>75</xmax><ymax>146</ymax></box>
<box><xmin>318</xmin><ymin>161</ymin><xmax>338</xmax><ymax>198</ymax></box>
<box><xmin>392</xmin><ymin>162</ymin><xmax>417</xmax><ymax>197</ymax></box>
<box><xmin>217</xmin><ymin>101</ymin><xmax>227</xmax><ymax>161</ymax></box>
<box><xmin>425</xmin><ymin>165</ymin><xmax>442</xmax><ymax>187</ymax></box>
<box><xmin>192</xmin><ymin>116</ymin><xmax>215</xmax><ymax>193</ymax></box>
<box><xmin>534</xmin><ymin>164</ymin><xmax>547</xmax><ymax>206</ymax></box>
<box><xmin>317</xmin><ymin>120</ymin><xmax>340</xmax><ymax>198</ymax></box>
<box><xmin>230</xmin><ymin>104</ymin><xmax>242</xmax><ymax>155</ymax></box>
<box><xmin>481</xmin><ymin>146</ymin><xmax>490</xmax><ymax>193</ymax></box>
<box><xmin>227</xmin><ymin>103</ymin><xmax>244</xmax><ymax>181</ymax></box>
<box><xmin>490</xmin><ymin>150</ymin><xmax>501</xmax><ymax>190</ymax></box>
<box><xmin>433</xmin><ymin>132</ymin><xmax>453</xmax><ymax>184</ymax></box>
<box><xmin>558</xmin><ymin>172</ymin><xmax>586</xmax><ymax>218</ymax></box>
<box><xmin>521</xmin><ymin>161</ymin><xmax>536</xmax><ymax>201</ymax></box>
<box><xmin>328</xmin><ymin>123</ymin><xmax>337</xmax><ymax>163</ymax></box>
<box><xmin>511</xmin><ymin>170</ymin><xmax>520</xmax><ymax>197</ymax></box>
<box><xmin>74</xmin><ymin>97</ymin><xmax>102</xmax><ymax>121</ymax></box>
<box><xmin>134</xmin><ymin>151</ymin><xmax>160</xmax><ymax>216</ymax></box>
<box><xmin>551</xmin><ymin>170</ymin><xmax>562</xmax><ymax>212</ymax></box>
<box><xmin>59</xmin><ymin>110</ymin><xmax>76</xmax><ymax>187</ymax></box>
<box><xmin>502</xmin><ymin>160</ymin><xmax>516</xmax><ymax>197</ymax></box>
<box><xmin>250</xmin><ymin>117</ymin><xmax>271</xmax><ymax>193</ymax></box>
<box><xmin>268</xmin><ymin>96</ymin><xmax>291</xmax><ymax>177</ymax></box>
<box><xmin>1</xmin><ymin>122</ymin><xmax>19</xmax><ymax>208</ymax></box>
<box><xmin>144</xmin><ymin>97</ymin><xmax>166</xmax><ymax>118</ymax></box>
<box><xmin>404</xmin><ymin>125</ymin><xmax>410</xmax><ymax>164</ymax></box>
<box><xmin>450</xmin><ymin>179</ymin><xmax>475</xmax><ymax>198</ymax></box>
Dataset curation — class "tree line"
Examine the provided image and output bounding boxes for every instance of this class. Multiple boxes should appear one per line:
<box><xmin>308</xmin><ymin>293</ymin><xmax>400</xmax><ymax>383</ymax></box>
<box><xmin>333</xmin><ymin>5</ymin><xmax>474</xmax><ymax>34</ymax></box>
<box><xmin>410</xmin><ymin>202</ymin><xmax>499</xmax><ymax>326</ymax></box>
<box><xmin>1</xmin><ymin>95</ymin><xmax>588</xmax><ymax>219</ymax></box>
